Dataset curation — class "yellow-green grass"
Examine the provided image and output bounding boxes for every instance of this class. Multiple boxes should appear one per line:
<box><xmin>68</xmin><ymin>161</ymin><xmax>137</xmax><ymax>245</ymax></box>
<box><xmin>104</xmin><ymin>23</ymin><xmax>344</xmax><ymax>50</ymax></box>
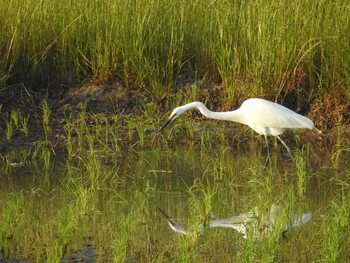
<box><xmin>0</xmin><ymin>0</ymin><xmax>349</xmax><ymax>101</ymax></box>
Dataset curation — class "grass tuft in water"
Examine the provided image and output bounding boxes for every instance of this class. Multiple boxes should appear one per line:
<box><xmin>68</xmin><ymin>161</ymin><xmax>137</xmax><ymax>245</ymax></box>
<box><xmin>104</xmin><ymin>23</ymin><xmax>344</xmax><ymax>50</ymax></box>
<box><xmin>42</xmin><ymin>101</ymin><xmax>51</xmax><ymax>143</ymax></box>
<box><xmin>111</xmin><ymin>212</ymin><xmax>134</xmax><ymax>262</ymax></box>
<box><xmin>0</xmin><ymin>192</ymin><xmax>25</xmax><ymax>257</ymax></box>
<box><xmin>5</xmin><ymin>117</ymin><xmax>14</xmax><ymax>142</ymax></box>
<box><xmin>323</xmin><ymin>193</ymin><xmax>350</xmax><ymax>262</ymax></box>
<box><xmin>19</xmin><ymin>113</ymin><xmax>30</xmax><ymax>137</ymax></box>
<box><xmin>294</xmin><ymin>147</ymin><xmax>310</xmax><ymax>199</ymax></box>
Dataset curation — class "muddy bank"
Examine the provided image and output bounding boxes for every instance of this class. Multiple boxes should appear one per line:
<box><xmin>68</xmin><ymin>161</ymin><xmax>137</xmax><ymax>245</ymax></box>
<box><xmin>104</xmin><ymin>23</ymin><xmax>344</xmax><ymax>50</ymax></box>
<box><xmin>0</xmin><ymin>80</ymin><xmax>349</xmax><ymax>155</ymax></box>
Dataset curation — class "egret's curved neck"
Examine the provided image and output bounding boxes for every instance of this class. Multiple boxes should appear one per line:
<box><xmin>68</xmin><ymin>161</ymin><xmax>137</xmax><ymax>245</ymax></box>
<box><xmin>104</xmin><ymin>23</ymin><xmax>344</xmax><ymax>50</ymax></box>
<box><xmin>183</xmin><ymin>102</ymin><xmax>246</xmax><ymax>124</ymax></box>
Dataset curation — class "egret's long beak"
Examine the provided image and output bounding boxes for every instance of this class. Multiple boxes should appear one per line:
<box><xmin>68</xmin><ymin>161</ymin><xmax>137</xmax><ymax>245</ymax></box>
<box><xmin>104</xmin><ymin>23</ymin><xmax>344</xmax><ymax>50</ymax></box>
<box><xmin>157</xmin><ymin>207</ymin><xmax>177</xmax><ymax>228</ymax></box>
<box><xmin>159</xmin><ymin>117</ymin><xmax>173</xmax><ymax>133</ymax></box>
<box><xmin>157</xmin><ymin>207</ymin><xmax>171</xmax><ymax>220</ymax></box>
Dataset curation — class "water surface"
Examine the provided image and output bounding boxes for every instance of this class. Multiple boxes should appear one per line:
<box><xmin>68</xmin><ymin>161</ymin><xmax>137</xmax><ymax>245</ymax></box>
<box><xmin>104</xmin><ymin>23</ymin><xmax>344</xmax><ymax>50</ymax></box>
<box><xmin>0</xmin><ymin>142</ymin><xmax>349</xmax><ymax>262</ymax></box>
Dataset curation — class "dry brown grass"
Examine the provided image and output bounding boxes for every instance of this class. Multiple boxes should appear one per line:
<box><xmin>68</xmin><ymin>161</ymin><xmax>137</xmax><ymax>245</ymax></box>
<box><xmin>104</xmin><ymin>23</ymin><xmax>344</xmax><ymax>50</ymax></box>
<box><xmin>309</xmin><ymin>95</ymin><xmax>350</xmax><ymax>130</ymax></box>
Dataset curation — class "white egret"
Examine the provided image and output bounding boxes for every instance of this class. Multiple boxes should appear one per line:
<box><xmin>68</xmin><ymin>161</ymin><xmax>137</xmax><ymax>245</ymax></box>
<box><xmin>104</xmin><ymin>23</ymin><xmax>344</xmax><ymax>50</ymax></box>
<box><xmin>160</xmin><ymin>98</ymin><xmax>320</xmax><ymax>164</ymax></box>
<box><xmin>157</xmin><ymin>205</ymin><xmax>312</xmax><ymax>239</ymax></box>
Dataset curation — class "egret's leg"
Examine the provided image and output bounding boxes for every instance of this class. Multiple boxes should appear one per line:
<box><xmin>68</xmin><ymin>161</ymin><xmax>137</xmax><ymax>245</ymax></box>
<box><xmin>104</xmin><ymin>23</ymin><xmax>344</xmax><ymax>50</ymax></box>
<box><xmin>264</xmin><ymin>135</ymin><xmax>270</xmax><ymax>167</ymax></box>
<box><xmin>276</xmin><ymin>135</ymin><xmax>291</xmax><ymax>154</ymax></box>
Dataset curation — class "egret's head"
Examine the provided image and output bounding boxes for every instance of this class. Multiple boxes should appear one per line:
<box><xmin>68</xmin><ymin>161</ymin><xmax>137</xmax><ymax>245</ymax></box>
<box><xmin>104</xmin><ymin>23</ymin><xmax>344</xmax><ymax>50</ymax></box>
<box><xmin>159</xmin><ymin>106</ymin><xmax>186</xmax><ymax>132</ymax></box>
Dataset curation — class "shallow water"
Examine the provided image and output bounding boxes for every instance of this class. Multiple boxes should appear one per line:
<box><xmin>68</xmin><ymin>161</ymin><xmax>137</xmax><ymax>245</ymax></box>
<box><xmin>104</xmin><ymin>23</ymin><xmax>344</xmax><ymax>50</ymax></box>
<box><xmin>0</xmin><ymin>142</ymin><xmax>349</xmax><ymax>262</ymax></box>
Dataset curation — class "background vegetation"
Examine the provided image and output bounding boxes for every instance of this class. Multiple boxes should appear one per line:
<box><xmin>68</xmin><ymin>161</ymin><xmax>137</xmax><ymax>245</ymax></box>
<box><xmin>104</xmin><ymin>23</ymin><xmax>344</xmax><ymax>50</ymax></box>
<box><xmin>1</xmin><ymin>1</ymin><xmax>349</xmax><ymax>261</ymax></box>
<box><xmin>1</xmin><ymin>0</ymin><xmax>349</xmax><ymax>104</ymax></box>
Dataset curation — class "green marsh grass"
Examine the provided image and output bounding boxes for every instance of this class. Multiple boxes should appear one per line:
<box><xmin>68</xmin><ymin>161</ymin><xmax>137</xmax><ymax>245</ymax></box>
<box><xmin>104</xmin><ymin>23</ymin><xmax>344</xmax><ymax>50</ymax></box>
<box><xmin>111</xmin><ymin>212</ymin><xmax>134</xmax><ymax>262</ymax></box>
<box><xmin>19</xmin><ymin>113</ymin><xmax>30</xmax><ymax>137</ymax></box>
<box><xmin>46</xmin><ymin>185</ymin><xmax>93</xmax><ymax>262</ymax></box>
<box><xmin>77</xmin><ymin>104</ymin><xmax>87</xmax><ymax>151</ymax></box>
<box><xmin>0</xmin><ymin>192</ymin><xmax>24</xmax><ymax>255</ymax></box>
<box><xmin>323</xmin><ymin>193</ymin><xmax>350</xmax><ymax>262</ymax></box>
<box><xmin>10</xmin><ymin>109</ymin><xmax>20</xmax><ymax>129</ymax></box>
<box><xmin>42</xmin><ymin>101</ymin><xmax>51</xmax><ymax>143</ymax></box>
<box><xmin>1</xmin><ymin>149</ymin><xmax>30</xmax><ymax>173</ymax></box>
<box><xmin>3</xmin><ymin>110</ymin><xmax>30</xmax><ymax>141</ymax></box>
<box><xmin>1</xmin><ymin>0</ymin><xmax>350</xmax><ymax>99</ymax></box>
<box><xmin>187</xmin><ymin>179</ymin><xmax>216</xmax><ymax>233</ymax></box>
<box><xmin>176</xmin><ymin>235</ymin><xmax>193</xmax><ymax>263</ymax></box>
<box><xmin>331</xmin><ymin>143</ymin><xmax>350</xmax><ymax>169</ymax></box>
<box><xmin>5</xmin><ymin>117</ymin><xmax>14</xmax><ymax>142</ymax></box>
<box><xmin>105</xmin><ymin>117</ymin><xmax>122</xmax><ymax>153</ymax></box>
<box><xmin>294</xmin><ymin>147</ymin><xmax>310</xmax><ymax>198</ymax></box>
<box><xmin>63</xmin><ymin>116</ymin><xmax>75</xmax><ymax>161</ymax></box>
<box><xmin>31</xmin><ymin>141</ymin><xmax>54</xmax><ymax>172</ymax></box>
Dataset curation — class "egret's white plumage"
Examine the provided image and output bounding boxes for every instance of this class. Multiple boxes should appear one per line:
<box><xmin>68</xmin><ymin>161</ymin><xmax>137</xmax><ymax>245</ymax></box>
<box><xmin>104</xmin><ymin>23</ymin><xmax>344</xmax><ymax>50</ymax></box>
<box><xmin>157</xmin><ymin>205</ymin><xmax>312</xmax><ymax>239</ymax></box>
<box><xmin>160</xmin><ymin>98</ymin><xmax>319</xmax><ymax>164</ymax></box>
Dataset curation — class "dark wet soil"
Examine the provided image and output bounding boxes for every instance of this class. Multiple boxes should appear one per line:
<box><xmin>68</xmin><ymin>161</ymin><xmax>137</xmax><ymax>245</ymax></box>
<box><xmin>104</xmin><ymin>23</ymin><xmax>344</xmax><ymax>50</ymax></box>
<box><xmin>64</xmin><ymin>244</ymin><xmax>96</xmax><ymax>263</ymax></box>
<box><xmin>0</xmin><ymin>259</ymin><xmax>29</xmax><ymax>263</ymax></box>
<box><xmin>0</xmin><ymin>81</ymin><xmax>141</xmax><ymax>154</ymax></box>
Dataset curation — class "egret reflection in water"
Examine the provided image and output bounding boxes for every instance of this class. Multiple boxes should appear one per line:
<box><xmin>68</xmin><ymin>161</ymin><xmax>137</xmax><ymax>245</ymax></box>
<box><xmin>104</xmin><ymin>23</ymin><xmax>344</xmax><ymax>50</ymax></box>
<box><xmin>157</xmin><ymin>204</ymin><xmax>312</xmax><ymax>239</ymax></box>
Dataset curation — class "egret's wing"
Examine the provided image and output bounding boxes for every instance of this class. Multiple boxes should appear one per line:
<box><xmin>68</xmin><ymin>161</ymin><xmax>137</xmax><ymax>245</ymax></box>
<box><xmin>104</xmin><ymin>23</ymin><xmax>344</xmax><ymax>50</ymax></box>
<box><xmin>208</xmin><ymin>211</ymin><xmax>254</xmax><ymax>238</ymax></box>
<box><xmin>242</xmin><ymin>98</ymin><xmax>314</xmax><ymax>130</ymax></box>
<box><xmin>286</xmin><ymin>212</ymin><xmax>312</xmax><ymax>230</ymax></box>
<box><xmin>209</xmin><ymin>219</ymin><xmax>248</xmax><ymax>238</ymax></box>
<box><xmin>210</xmin><ymin>211</ymin><xmax>254</xmax><ymax>225</ymax></box>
